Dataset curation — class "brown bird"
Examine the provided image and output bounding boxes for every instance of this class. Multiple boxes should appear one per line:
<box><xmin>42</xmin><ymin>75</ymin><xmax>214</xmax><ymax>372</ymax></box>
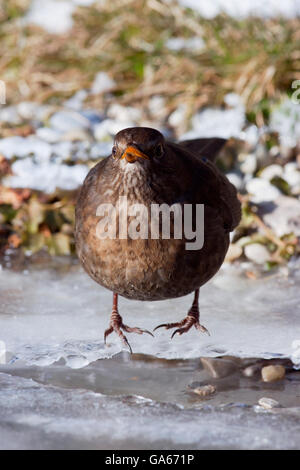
<box><xmin>75</xmin><ymin>127</ymin><xmax>241</xmax><ymax>352</ymax></box>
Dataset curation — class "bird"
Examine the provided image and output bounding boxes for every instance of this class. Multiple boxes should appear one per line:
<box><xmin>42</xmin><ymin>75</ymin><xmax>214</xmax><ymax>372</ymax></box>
<box><xmin>75</xmin><ymin>127</ymin><xmax>241</xmax><ymax>353</ymax></box>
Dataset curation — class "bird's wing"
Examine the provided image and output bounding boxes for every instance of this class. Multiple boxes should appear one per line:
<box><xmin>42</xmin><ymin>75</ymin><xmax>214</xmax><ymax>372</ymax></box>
<box><xmin>178</xmin><ymin>137</ymin><xmax>227</xmax><ymax>163</ymax></box>
<box><xmin>168</xmin><ymin>142</ymin><xmax>241</xmax><ymax>232</ymax></box>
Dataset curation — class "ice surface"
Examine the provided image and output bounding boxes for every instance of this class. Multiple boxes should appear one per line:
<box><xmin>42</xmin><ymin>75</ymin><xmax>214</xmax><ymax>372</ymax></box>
<box><xmin>0</xmin><ymin>258</ymin><xmax>299</xmax><ymax>368</ymax></box>
<box><xmin>0</xmin><ymin>370</ymin><xmax>299</xmax><ymax>450</ymax></box>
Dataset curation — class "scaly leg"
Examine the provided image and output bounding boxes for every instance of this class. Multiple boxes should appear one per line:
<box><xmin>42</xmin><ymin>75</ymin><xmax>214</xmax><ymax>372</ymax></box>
<box><xmin>154</xmin><ymin>289</ymin><xmax>210</xmax><ymax>339</ymax></box>
<box><xmin>104</xmin><ymin>293</ymin><xmax>153</xmax><ymax>353</ymax></box>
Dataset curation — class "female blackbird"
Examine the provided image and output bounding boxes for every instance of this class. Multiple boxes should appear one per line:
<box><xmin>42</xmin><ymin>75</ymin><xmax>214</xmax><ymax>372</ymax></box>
<box><xmin>75</xmin><ymin>127</ymin><xmax>241</xmax><ymax>352</ymax></box>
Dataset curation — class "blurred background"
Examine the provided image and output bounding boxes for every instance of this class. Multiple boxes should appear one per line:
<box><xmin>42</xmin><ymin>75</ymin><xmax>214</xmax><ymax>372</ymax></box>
<box><xmin>0</xmin><ymin>0</ymin><xmax>300</xmax><ymax>268</ymax></box>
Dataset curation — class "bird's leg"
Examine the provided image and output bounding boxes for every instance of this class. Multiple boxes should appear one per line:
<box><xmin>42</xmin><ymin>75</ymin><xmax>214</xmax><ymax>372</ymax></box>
<box><xmin>104</xmin><ymin>293</ymin><xmax>154</xmax><ymax>353</ymax></box>
<box><xmin>154</xmin><ymin>289</ymin><xmax>210</xmax><ymax>339</ymax></box>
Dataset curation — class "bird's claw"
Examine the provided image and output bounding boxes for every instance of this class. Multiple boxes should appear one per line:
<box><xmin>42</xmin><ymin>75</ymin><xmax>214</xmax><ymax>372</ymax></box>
<box><xmin>154</xmin><ymin>317</ymin><xmax>209</xmax><ymax>339</ymax></box>
<box><xmin>104</xmin><ymin>322</ymin><xmax>153</xmax><ymax>354</ymax></box>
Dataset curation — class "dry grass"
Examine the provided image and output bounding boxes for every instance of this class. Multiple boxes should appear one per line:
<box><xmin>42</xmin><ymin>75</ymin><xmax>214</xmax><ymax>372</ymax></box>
<box><xmin>0</xmin><ymin>0</ymin><xmax>299</xmax><ymax>128</ymax></box>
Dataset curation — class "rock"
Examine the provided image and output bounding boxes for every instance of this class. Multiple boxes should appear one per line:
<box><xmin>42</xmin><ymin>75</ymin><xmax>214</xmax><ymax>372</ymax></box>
<box><xmin>244</xmin><ymin>243</ymin><xmax>270</xmax><ymax>264</ymax></box>
<box><xmin>49</xmin><ymin>110</ymin><xmax>91</xmax><ymax>132</ymax></box>
<box><xmin>260</xmin><ymin>164</ymin><xmax>283</xmax><ymax>181</ymax></box>
<box><xmin>225</xmin><ymin>243</ymin><xmax>243</xmax><ymax>262</ymax></box>
<box><xmin>243</xmin><ymin>364</ymin><xmax>261</xmax><ymax>377</ymax></box>
<box><xmin>240</xmin><ymin>153</ymin><xmax>257</xmax><ymax>175</ymax></box>
<box><xmin>258</xmin><ymin>397</ymin><xmax>280</xmax><ymax>409</ymax></box>
<box><xmin>261</xmin><ymin>365</ymin><xmax>285</xmax><ymax>382</ymax></box>
<box><xmin>201</xmin><ymin>357</ymin><xmax>238</xmax><ymax>378</ymax></box>
<box><xmin>187</xmin><ymin>384</ymin><xmax>216</xmax><ymax>397</ymax></box>
<box><xmin>91</xmin><ymin>72</ymin><xmax>116</xmax><ymax>95</ymax></box>
<box><xmin>246</xmin><ymin>177</ymin><xmax>281</xmax><ymax>203</ymax></box>
<box><xmin>259</xmin><ymin>195</ymin><xmax>300</xmax><ymax>237</ymax></box>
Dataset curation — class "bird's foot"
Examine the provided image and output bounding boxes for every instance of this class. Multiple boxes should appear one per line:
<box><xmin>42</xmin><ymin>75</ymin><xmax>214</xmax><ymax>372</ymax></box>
<box><xmin>154</xmin><ymin>304</ymin><xmax>210</xmax><ymax>339</ymax></box>
<box><xmin>104</xmin><ymin>309</ymin><xmax>153</xmax><ymax>354</ymax></box>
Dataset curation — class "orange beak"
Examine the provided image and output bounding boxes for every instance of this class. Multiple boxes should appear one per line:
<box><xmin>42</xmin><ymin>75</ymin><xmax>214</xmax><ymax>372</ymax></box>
<box><xmin>121</xmin><ymin>146</ymin><xmax>149</xmax><ymax>163</ymax></box>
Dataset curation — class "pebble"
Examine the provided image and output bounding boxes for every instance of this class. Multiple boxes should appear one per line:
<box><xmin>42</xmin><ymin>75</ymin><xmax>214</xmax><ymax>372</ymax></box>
<box><xmin>244</xmin><ymin>243</ymin><xmax>270</xmax><ymax>264</ymax></box>
<box><xmin>243</xmin><ymin>364</ymin><xmax>261</xmax><ymax>377</ymax></box>
<box><xmin>261</xmin><ymin>365</ymin><xmax>285</xmax><ymax>382</ymax></box>
<box><xmin>188</xmin><ymin>384</ymin><xmax>216</xmax><ymax>397</ymax></box>
<box><xmin>258</xmin><ymin>397</ymin><xmax>280</xmax><ymax>409</ymax></box>
<box><xmin>246</xmin><ymin>177</ymin><xmax>281</xmax><ymax>203</ymax></box>
<box><xmin>201</xmin><ymin>357</ymin><xmax>238</xmax><ymax>378</ymax></box>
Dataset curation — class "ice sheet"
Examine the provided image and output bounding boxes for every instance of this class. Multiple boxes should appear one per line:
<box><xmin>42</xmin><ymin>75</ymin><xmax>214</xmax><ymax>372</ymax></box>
<box><xmin>0</xmin><ymin>258</ymin><xmax>299</xmax><ymax>368</ymax></box>
<box><xmin>0</xmin><ymin>371</ymin><xmax>299</xmax><ymax>450</ymax></box>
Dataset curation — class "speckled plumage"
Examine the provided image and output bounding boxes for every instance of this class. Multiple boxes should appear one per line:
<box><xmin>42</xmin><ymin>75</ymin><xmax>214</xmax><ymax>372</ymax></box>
<box><xmin>75</xmin><ymin>127</ymin><xmax>241</xmax><ymax>349</ymax></box>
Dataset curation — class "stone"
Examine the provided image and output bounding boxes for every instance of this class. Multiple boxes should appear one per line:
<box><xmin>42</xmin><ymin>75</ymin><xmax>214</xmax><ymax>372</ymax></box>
<box><xmin>201</xmin><ymin>357</ymin><xmax>238</xmax><ymax>378</ymax></box>
<box><xmin>187</xmin><ymin>384</ymin><xmax>216</xmax><ymax>397</ymax></box>
<box><xmin>258</xmin><ymin>397</ymin><xmax>280</xmax><ymax>409</ymax></box>
<box><xmin>261</xmin><ymin>365</ymin><xmax>285</xmax><ymax>382</ymax></box>
<box><xmin>244</xmin><ymin>243</ymin><xmax>270</xmax><ymax>264</ymax></box>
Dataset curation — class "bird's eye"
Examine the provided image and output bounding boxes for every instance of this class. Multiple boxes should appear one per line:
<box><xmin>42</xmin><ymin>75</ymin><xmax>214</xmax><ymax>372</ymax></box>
<box><xmin>112</xmin><ymin>146</ymin><xmax>117</xmax><ymax>158</ymax></box>
<box><xmin>155</xmin><ymin>143</ymin><xmax>164</xmax><ymax>158</ymax></box>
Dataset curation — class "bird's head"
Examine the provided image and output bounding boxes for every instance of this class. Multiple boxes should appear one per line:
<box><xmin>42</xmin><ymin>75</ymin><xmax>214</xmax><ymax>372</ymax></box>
<box><xmin>112</xmin><ymin>127</ymin><xmax>165</xmax><ymax>165</ymax></box>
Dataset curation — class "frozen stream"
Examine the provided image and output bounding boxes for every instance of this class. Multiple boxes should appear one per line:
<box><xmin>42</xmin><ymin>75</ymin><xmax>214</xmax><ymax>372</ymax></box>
<box><xmin>0</xmin><ymin>257</ymin><xmax>300</xmax><ymax>449</ymax></box>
